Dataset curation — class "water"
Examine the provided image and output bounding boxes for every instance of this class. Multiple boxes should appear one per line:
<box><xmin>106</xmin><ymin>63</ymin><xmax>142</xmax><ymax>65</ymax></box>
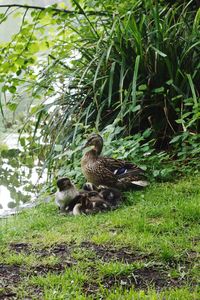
<box><xmin>0</xmin><ymin>133</ymin><xmax>47</xmax><ymax>217</ymax></box>
<box><xmin>0</xmin><ymin>0</ymin><xmax>72</xmax><ymax>217</ymax></box>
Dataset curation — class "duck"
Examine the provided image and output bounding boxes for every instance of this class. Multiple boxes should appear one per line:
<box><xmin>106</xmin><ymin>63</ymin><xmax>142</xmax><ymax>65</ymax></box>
<box><xmin>82</xmin><ymin>182</ymin><xmax>122</xmax><ymax>207</ymax></box>
<box><xmin>55</xmin><ymin>177</ymin><xmax>79</xmax><ymax>212</ymax></box>
<box><xmin>72</xmin><ymin>194</ymin><xmax>93</xmax><ymax>216</ymax></box>
<box><xmin>55</xmin><ymin>178</ymin><xmax>111</xmax><ymax>215</ymax></box>
<box><xmin>71</xmin><ymin>192</ymin><xmax>111</xmax><ymax>215</ymax></box>
<box><xmin>81</xmin><ymin>134</ymin><xmax>148</xmax><ymax>190</ymax></box>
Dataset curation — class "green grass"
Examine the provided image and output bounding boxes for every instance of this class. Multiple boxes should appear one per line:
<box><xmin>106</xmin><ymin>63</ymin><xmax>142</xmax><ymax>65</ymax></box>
<box><xmin>0</xmin><ymin>175</ymin><xmax>199</xmax><ymax>299</ymax></box>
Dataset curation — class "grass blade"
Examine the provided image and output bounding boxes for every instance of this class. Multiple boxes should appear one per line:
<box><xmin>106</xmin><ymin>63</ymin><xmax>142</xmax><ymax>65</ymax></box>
<box><xmin>187</xmin><ymin>74</ymin><xmax>198</xmax><ymax>108</ymax></box>
<box><xmin>131</xmin><ymin>55</ymin><xmax>140</xmax><ymax>107</ymax></box>
<box><xmin>108</xmin><ymin>62</ymin><xmax>116</xmax><ymax>107</ymax></box>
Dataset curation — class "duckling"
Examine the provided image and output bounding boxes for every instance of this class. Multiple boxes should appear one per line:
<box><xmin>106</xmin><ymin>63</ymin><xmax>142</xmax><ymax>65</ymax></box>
<box><xmin>98</xmin><ymin>186</ymin><xmax>122</xmax><ymax>207</ymax></box>
<box><xmin>55</xmin><ymin>177</ymin><xmax>79</xmax><ymax>212</ymax></box>
<box><xmin>54</xmin><ymin>178</ymin><xmax>110</xmax><ymax>215</ymax></box>
<box><xmin>82</xmin><ymin>182</ymin><xmax>98</xmax><ymax>192</ymax></box>
<box><xmin>72</xmin><ymin>193</ymin><xmax>111</xmax><ymax>215</ymax></box>
<box><xmin>81</xmin><ymin>134</ymin><xmax>148</xmax><ymax>190</ymax></box>
<box><xmin>72</xmin><ymin>194</ymin><xmax>93</xmax><ymax>215</ymax></box>
<box><xmin>82</xmin><ymin>182</ymin><xmax>122</xmax><ymax>206</ymax></box>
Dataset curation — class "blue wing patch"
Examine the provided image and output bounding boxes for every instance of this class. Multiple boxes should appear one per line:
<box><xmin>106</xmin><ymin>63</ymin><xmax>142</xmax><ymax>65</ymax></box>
<box><xmin>114</xmin><ymin>167</ymin><xmax>127</xmax><ymax>175</ymax></box>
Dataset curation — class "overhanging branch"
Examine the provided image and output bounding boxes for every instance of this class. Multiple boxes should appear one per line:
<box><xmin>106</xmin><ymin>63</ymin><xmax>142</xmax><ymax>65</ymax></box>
<box><xmin>0</xmin><ymin>4</ymin><xmax>111</xmax><ymax>16</ymax></box>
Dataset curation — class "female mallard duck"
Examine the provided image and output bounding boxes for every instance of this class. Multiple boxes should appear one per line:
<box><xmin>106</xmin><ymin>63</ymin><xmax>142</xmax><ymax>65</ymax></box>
<box><xmin>81</xmin><ymin>134</ymin><xmax>148</xmax><ymax>190</ymax></box>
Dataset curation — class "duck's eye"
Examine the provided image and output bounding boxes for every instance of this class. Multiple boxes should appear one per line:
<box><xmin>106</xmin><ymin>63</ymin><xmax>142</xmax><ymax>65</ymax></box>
<box><xmin>90</xmin><ymin>138</ymin><xmax>97</xmax><ymax>144</ymax></box>
<box><xmin>64</xmin><ymin>180</ymin><xmax>71</xmax><ymax>185</ymax></box>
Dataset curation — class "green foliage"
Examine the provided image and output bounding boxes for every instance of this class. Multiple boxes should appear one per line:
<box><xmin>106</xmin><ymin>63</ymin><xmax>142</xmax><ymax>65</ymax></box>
<box><xmin>38</xmin><ymin>122</ymin><xmax>199</xmax><ymax>187</ymax></box>
<box><xmin>0</xmin><ymin>1</ymin><xmax>199</xmax><ymax>179</ymax></box>
<box><xmin>170</xmin><ymin>131</ymin><xmax>200</xmax><ymax>160</ymax></box>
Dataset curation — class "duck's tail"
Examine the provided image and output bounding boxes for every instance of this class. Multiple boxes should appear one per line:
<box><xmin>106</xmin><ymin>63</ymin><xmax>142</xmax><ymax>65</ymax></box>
<box><xmin>131</xmin><ymin>180</ymin><xmax>148</xmax><ymax>187</ymax></box>
<box><xmin>117</xmin><ymin>171</ymin><xmax>148</xmax><ymax>189</ymax></box>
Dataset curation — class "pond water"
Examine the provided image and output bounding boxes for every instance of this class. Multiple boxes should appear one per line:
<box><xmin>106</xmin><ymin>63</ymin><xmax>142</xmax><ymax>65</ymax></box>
<box><xmin>0</xmin><ymin>0</ymin><xmax>72</xmax><ymax>217</ymax></box>
<box><xmin>0</xmin><ymin>133</ymin><xmax>48</xmax><ymax>217</ymax></box>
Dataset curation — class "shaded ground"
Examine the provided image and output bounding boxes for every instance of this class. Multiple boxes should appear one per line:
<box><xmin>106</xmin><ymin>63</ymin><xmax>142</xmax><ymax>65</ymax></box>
<box><xmin>0</xmin><ymin>241</ymin><xmax>198</xmax><ymax>299</ymax></box>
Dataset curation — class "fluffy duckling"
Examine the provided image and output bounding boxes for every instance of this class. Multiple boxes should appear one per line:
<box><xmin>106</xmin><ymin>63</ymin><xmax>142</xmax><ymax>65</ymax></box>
<box><xmin>55</xmin><ymin>178</ymin><xmax>113</xmax><ymax>215</ymax></box>
<box><xmin>72</xmin><ymin>193</ymin><xmax>111</xmax><ymax>216</ymax></box>
<box><xmin>82</xmin><ymin>182</ymin><xmax>122</xmax><ymax>207</ymax></box>
<box><xmin>82</xmin><ymin>182</ymin><xmax>98</xmax><ymax>192</ymax></box>
<box><xmin>55</xmin><ymin>177</ymin><xmax>79</xmax><ymax>212</ymax></box>
<box><xmin>72</xmin><ymin>194</ymin><xmax>93</xmax><ymax>216</ymax></box>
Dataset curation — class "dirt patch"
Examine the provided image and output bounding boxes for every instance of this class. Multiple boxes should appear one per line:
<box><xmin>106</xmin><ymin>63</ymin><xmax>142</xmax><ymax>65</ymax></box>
<box><xmin>36</xmin><ymin>244</ymin><xmax>77</xmax><ymax>267</ymax></box>
<box><xmin>10</xmin><ymin>241</ymin><xmax>149</xmax><ymax>264</ymax></box>
<box><xmin>48</xmin><ymin>243</ymin><xmax>73</xmax><ymax>257</ymax></box>
<box><xmin>102</xmin><ymin>266</ymin><xmax>187</xmax><ymax>290</ymax></box>
<box><xmin>0</xmin><ymin>290</ymin><xmax>17</xmax><ymax>300</ymax></box>
<box><xmin>0</xmin><ymin>263</ymin><xmax>68</xmax><ymax>300</ymax></box>
<box><xmin>8</xmin><ymin>241</ymin><xmax>199</xmax><ymax>269</ymax></box>
<box><xmin>32</xmin><ymin>263</ymin><xmax>66</xmax><ymax>276</ymax></box>
<box><xmin>190</xmin><ymin>236</ymin><xmax>200</xmax><ymax>246</ymax></box>
<box><xmin>185</xmin><ymin>250</ymin><xmax>199</xmax><ymax>261</ymax></box>
<box><xmin>0</xmin><ymin>264</ymin><xmax>22</xmax><ymax>287</ymax></box>
<box><xmin>81</xmin><ymin>241</ymin><xmax>152</xmax><ymax>263</ymax></box>
<box><xmin>10</xmin><ymin>241</ymin><xmax>149</xmax><ymax>266</ymax></box>
<box><xmin>1</xmin><ymin>242</ymin><xmax>78</xmax><ymax>298</ymax></box>
<box><xmin>9</xmin><ymin>242</ymin><xmax>76</xmax><ymax>266</ymax></box>
<box><xmin>0</xmin><ymin>264</ymin><xmax>22</xmax><ymax>299</ymax></box>
<box><xmin>83</xmin><ymin>265</ymin><xmax>195</xmax><ymax>295</ymax></box>
<box><xmin>79</xmin><ymin>242</ymin><xmax>197</xmax><ymax>295</ymax></box>
<box><xmin>9</xmin><ymin>242</ymin><xmax>31</xmax><ymax>254</ymax></box>
<box><xmin>5</xmin><ymin>241</ymin><xmax>197</xmax><ymax>298</ymax></box>
<box><xmin>0</xmin><ymin>262</ymin><xmax>67</xmax><ymax>299</ymax></box>
<box><xmin>10</xmin><ymin>242</ymin><xmax>73</xmax><ymax>256</ymax></box>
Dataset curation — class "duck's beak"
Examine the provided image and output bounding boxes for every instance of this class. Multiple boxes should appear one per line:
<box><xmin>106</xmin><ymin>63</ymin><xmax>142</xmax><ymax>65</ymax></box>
<box><xmin>81</xmin><ymin>140</ymin><xmax>90</xmax><ymax>150</ymax></box>
<box><xmin>81</xmin><ymin>143</ymin><xmax>87</xmax><ymax>150</ymax></box>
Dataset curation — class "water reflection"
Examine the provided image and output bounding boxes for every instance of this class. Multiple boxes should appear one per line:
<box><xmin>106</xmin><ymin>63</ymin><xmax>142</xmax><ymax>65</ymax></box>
<box><xmin>4</xmin><ymin>133</ymin><xmax>19</xmax><ymax>148</ymax></box>
<box><xmin>0</xmin><ymin>134</ymin><xmax>47</xmax><ymax>217</ymax></box>
<box><xmin>0</xmin><ymin>185</ymin><xmax>12</xmax><ymax>209</ymax></box>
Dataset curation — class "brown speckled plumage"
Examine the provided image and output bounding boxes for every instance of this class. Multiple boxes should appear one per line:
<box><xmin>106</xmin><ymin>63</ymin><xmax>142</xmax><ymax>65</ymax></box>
<box><xmin>81</xmin><ymin>134</ymin><xmax>148</xmax><ymax>190</ymax></box>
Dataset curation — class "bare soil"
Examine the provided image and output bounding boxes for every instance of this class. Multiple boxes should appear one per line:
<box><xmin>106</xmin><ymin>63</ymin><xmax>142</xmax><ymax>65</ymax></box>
<box><xmin>83</xmin><ymin>265</ymin><xmax>192</xmax><ymax>296</ymax></box>
<box><xmin>0</xmin><ymin>242</ymin><xmax>197</xmax><ymax>299</ymax></box>
<box><xmin>80</xmin><ymin>241</ymin><xmax>153</xmax><ymax>263</ymax></box>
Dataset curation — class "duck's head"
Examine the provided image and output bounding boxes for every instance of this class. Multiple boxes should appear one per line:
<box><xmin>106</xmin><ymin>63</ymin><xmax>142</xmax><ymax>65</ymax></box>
<box><xmin>56</xmin><ymin>177</ymin><xmax>73</xmax><ymax>191</ymax></box>
<box><xmin>82</xmin><ymin>182</ymin><xmax>98</xmax><ymax>192</ymax></box>
<box><xmin>82</xmin><ymin>134</ymin><xmax>103</xmax><ymax>155</ymax></box>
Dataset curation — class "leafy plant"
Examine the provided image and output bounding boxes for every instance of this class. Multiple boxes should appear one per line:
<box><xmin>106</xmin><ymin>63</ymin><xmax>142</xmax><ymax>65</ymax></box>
<box><xmin>0</xmin><ymin>1</ymin><xmax>199</xmax><ymax>181</ymax></box>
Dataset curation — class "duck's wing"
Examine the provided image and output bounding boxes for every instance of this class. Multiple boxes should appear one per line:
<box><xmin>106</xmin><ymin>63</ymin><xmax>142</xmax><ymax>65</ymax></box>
<box><xmin>98</xmin><ymin>156</ymin><xmax>145</xmax><ymax>176</ymax></box>
<box><xmin>97</xmin><ymin>157</ymin><xmax>148</xmax><ymax>188</ymax></box>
